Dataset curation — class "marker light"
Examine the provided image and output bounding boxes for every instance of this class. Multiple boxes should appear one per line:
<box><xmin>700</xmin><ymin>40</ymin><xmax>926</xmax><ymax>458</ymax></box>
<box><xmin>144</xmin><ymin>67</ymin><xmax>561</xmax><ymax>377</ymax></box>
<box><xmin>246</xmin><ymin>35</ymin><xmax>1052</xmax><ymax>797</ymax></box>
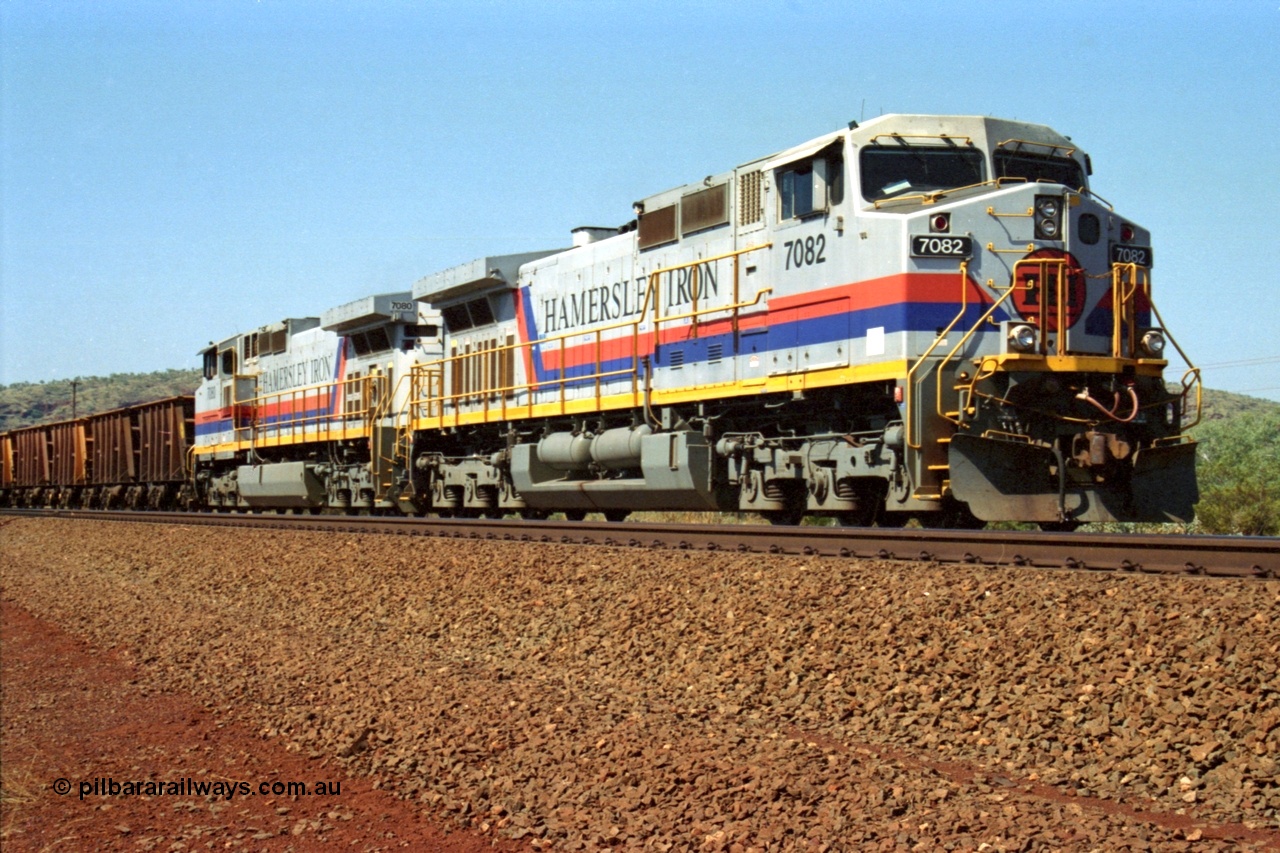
<box><xmin>1035</xmin><ymin>195</ymin><xmax>1063</xmax><ymax>240</ymax></box>
<box><xmin>930</xmin><ymin>213</ymin><xmax>950</xmax><ymax>233</ymax></box>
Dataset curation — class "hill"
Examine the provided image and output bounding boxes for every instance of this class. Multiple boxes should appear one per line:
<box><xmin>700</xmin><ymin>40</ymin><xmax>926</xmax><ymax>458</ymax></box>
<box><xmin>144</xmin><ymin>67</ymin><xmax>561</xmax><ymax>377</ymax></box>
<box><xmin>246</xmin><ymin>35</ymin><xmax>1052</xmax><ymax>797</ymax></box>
<box><xmin>0</xmin><ymin>369</ymin><xmax>202</xmax><ymax>432</ymax></box>
<box><xmin>1191</xmin><ymin>386</ymin><xmax>1280</xmax><ymax>424</ymax></box>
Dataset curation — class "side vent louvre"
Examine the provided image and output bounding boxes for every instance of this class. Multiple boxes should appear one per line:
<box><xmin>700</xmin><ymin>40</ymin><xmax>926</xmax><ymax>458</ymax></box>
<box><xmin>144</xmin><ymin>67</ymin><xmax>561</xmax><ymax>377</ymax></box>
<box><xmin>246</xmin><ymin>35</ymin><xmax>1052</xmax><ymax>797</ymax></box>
<box><xmin>739</xmin><ymin>170</ymin><xmax>763</xmax><ymax>226</ymax></box>
<box><xmin>670</xmin><ymin>349</ymin><xmax>684</xmax><ymax>369</ymax></box>
<box><xmin>708</xmin><ymin>342</ymin><xmax>723</xmax><ymax>364</ymax></box>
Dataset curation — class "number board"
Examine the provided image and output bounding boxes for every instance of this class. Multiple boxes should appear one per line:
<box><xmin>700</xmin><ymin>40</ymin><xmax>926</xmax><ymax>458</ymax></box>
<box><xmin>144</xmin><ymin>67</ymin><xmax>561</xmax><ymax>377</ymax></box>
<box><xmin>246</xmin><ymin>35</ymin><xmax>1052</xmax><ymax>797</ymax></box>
<box><xmin>911</xmin><ymin>235</ymin><xmax>973</xmax><ymax>258</ymax></box>
<box><xmin>1110</xmin><ymin>244</ymin><xmax>1153</xmax><ymax>267</ymax></box>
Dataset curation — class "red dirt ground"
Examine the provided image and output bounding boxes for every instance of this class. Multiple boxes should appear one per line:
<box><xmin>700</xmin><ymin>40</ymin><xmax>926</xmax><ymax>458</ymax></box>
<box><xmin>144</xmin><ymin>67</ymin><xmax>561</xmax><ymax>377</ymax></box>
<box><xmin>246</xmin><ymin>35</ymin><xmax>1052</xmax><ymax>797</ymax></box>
<box><xmin>0</xmin><ymin>600</ymin><xmax>531</xmax><ymax>852</ymax></box>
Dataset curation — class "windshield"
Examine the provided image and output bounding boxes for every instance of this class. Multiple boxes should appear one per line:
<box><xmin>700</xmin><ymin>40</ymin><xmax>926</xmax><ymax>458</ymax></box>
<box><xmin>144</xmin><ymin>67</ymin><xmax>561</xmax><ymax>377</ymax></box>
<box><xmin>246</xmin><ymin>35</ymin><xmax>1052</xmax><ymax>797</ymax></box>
<box><xmin>860</xmin><ymin>147</ymin><xmax>985</xmax><ymax>201</ymax></box>
<box><xmin>994</xmin><ymin>151</ymin><xmax>1086</xmax><ymax>190</ymax></box>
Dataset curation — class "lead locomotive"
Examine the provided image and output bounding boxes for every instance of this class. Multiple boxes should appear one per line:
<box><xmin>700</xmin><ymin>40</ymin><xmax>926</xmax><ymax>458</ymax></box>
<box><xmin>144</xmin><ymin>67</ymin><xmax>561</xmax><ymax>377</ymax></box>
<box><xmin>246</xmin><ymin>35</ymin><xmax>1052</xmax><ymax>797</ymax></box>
<box><xmin>3</xmin><ymin>114</ymin><xmax>1199</xmax><ymax>528</ymax></box>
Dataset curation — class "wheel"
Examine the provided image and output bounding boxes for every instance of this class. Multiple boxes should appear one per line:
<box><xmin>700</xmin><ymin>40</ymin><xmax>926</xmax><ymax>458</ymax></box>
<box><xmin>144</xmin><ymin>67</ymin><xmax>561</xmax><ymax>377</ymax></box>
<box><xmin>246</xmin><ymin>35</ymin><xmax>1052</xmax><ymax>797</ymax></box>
<box><xmin>836</xmin><ymin>508</ymin><xmax>877</xmax><ymax>527</ymax></box>
<box><xmin>603</xmin><ymin>510</ymin><xmax>630</xmax><ymax>523</ymax></box>
<box><xmin>519</xmin><ymin>508</ymin><xmax>549</xmax><ymax>521</ymax></box>
<box><xmin>564</xmin><ymin>509</ymin><xmax>587</xmax><ymax>522</ymax></box>
<box><xmin>767</xmin><ymin>507</ymin><xmax>805</xmax><ymax>526</ymax></box>
<box><xmin>836</xmin><ymin>484</ymin><xmax>881</xmax><ymax>527</ymax></box>
<box><xmin>760</xmin><ymin>479</ymin><xmax>806</xmax><ymax>526</ymax></box>
<box><xmin>1038</xmin><ymin>520</ymin><xmax>1081</xmax><ymax>532</ymax></box>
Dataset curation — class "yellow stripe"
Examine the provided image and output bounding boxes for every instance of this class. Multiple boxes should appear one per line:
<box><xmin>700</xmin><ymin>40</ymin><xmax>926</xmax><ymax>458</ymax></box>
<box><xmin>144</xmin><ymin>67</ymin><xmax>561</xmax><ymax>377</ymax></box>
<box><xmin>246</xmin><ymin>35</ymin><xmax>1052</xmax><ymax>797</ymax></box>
<box><xmin>191</xmin><ymin>353</ymin><xmax>1166</xmax><ymax>462</ymax></box>
<box><xmin>408</xmin><ymin>360</ymin><xmax>909</xmax><ymax>431</ymax></box>
<box><xmin>986</xmin><ymin>354</ymin><xmax>1167</xmax><ymax>376</ymax></box>
<box><xmin>194</xmin><ymin>425</ymin><xmax>374</xmax><ymax>459</ymax></box>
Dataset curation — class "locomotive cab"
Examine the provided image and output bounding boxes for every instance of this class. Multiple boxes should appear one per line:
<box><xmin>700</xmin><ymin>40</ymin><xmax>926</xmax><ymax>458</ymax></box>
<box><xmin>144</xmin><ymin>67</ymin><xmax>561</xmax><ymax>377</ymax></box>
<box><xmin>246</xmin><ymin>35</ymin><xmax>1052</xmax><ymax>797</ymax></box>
<box><xmin>844</xmin><ymin>117</ymin><xmax>1197</xmax><ymax>525</ymax></box>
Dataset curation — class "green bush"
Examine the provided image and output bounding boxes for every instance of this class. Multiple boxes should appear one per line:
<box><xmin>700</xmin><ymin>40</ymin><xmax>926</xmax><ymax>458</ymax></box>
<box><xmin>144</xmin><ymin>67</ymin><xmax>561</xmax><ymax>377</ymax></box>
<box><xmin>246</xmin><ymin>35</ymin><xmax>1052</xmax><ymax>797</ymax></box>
<box><xmin>1192</xmin><ymin>410</ymin><xmax>1280</xmax><ymax>536</ymax></box>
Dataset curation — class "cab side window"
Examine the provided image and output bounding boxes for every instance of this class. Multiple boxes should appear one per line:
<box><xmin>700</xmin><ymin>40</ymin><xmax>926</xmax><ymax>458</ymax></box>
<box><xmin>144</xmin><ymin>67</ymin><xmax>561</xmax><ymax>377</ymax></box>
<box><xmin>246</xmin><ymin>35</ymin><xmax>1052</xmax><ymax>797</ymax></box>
<box><xmin>778</xmin><ymin>147</ymin><xmax>844</xmax><ymax>220</ymax></box>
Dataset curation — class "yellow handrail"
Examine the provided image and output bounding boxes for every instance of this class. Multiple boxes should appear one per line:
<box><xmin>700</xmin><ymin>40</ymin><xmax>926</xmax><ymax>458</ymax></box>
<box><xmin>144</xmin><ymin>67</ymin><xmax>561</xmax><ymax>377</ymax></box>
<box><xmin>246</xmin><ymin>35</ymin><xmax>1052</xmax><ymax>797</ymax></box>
<box><xmin>994</xmin><ymin>138</ymin><xmax>1077</xmax><ymax>158</ymax></box>
<box><xmin>868</xmin><ymin>132</ymin><xmax>975</xmax><ymax>147</ymax></box>
<box><xmin>986</xmin><ymin>206</ymin><xmax>1034</xmax><ymax>219</ymax></box>
<box><xmin>1146</xmin><ymin>294</ymin><xmax>1202</xmax><ymax>430</ymax></box>
<box><xmin>929</xmin><ymin>277</ymin><xmax>1022</xmax><ymax>438</ymax></box>
<box><xmin>951</xmin><ymin>261</ymin><xmax>1201</xmax><ymax>436</ymax></box>
<box><xmin>904</xmin><ymin>262</ymin><xmax>973</xmax><ymax>449</ymax></box>
<box><xmin>230</xmin><ymin>372</ymin><xmax>381</xmax><ymax>445</ymax></box>
<box><xmin>402</xmin><ymin>244</ymin><xmax>773</xmax><ymax>429</ymax></box>
<box><xmin>986</xmin><ymin>241</ymin><xmax>1037</xmax><ymax>254</ymax></box>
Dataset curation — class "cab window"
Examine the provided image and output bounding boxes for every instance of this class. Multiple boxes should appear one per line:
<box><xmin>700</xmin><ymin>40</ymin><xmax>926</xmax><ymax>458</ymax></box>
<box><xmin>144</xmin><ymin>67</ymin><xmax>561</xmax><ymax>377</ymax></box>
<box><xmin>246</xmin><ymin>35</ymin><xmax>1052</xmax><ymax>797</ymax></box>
<box><xmin>994</xmin><ymin>151</ymin><xmax>1086</xmax><ymax>190</ymax></box>
<box><xmin>779</xmin><ymin>148</ymin><xmax>843</xmax><ymax>220</ymax></box>
<box><xmin>860</xmin><ymin>147</ymin><xmax>985</xmax><ymax>201</ymax></box>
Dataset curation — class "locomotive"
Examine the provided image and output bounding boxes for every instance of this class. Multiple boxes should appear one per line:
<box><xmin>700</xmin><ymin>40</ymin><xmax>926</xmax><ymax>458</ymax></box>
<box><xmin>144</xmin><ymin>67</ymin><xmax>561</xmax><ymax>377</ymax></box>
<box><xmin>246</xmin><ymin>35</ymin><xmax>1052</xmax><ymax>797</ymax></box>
<box><xmin>2</xmin><ymin>114</ymin><xmax>1200</xmax><ymax>528</ymax></box>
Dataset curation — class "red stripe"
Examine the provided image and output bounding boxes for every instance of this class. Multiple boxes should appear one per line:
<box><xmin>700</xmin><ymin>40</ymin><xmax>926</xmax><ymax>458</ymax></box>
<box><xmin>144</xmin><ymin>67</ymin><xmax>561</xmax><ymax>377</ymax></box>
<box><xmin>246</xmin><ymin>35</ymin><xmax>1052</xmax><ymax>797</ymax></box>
<box><xmin>195</xmin><ymin>405</ymin><xmax>252</xmax><ymax>424</ymax></box>
<box><xmin>768</xmin><ymin>272</ymin><xmax>991</xmax><ymax>312</ymax></box>
<box><xmin>255</xmin><ymin>393</ymin><xmax>331</xmax><ymax>419</ymax></box>
<box><xmin>535</xmin><ymin>272</ymin><xmax>987</xmax><ymax>370</ymax></box>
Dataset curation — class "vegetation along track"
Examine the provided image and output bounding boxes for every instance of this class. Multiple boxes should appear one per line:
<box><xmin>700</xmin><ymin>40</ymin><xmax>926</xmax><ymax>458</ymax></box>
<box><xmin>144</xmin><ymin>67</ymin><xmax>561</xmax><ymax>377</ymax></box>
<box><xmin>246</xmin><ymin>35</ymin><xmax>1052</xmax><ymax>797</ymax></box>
<box><xmin>4</xmin><ymin>509</ymin><xmax>1276</xmax><ymax>579</ymax></box>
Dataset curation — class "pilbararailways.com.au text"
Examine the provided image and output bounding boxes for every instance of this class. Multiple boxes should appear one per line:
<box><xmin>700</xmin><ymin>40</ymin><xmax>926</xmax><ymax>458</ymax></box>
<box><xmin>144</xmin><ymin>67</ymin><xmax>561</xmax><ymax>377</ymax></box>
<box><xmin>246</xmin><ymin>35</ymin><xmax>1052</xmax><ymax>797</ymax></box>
<box><xmin>58</xmin><ymin>777</ymin><xmax>342</xmax><ymax>801</ymax></box>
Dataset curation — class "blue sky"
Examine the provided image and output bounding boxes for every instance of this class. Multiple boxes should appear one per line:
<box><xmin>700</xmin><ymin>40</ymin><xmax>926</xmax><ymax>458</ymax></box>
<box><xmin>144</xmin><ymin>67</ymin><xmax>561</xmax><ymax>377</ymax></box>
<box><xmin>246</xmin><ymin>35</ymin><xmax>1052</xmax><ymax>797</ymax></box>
<box><xmin>3</xmin><ymin>0</ymin><xmax>1278</xmax><ymax>401</ymax></box>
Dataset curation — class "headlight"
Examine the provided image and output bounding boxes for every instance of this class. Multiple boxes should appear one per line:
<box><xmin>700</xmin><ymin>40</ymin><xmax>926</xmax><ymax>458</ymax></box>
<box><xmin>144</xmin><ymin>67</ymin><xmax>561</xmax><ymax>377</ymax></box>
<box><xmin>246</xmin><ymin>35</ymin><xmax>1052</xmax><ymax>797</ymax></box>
<box><xmin>1139</xmin><ymin>330</ymin><xmax>1166</xmax><ymax>357</ymax></box>
<box><xmin>1035</xmin><ymin>195</ymin><xmax>1063</xmax><ymax>240</ymax></box>
<box><xmin>1008</xmin><ymin>323</ymin><xmax>1038</xmax><ymax>352</ymax></box>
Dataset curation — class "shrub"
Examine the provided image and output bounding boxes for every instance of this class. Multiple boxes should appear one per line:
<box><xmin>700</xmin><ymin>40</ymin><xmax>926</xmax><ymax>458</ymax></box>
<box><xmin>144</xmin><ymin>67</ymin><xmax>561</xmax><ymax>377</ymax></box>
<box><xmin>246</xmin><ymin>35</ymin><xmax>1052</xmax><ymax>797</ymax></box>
<box><xmin>1192</xmin><ymin>410</ymin><xmax>1280</xmax><ymax>535</ymax></box>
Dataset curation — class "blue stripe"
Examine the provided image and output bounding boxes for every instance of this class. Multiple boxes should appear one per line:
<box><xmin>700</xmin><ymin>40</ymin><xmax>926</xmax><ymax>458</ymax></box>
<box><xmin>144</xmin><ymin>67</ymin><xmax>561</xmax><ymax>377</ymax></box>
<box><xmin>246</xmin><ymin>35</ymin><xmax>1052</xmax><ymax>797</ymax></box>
<box><xmin>517</xmin><ymin>291</ymin><xmax>1009</xmax><ymax>387</ymax></box>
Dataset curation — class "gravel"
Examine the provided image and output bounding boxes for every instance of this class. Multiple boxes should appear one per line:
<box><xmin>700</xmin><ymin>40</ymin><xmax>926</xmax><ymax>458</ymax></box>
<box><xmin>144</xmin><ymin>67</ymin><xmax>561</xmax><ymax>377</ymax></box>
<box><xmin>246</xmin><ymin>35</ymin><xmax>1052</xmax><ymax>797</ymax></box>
<box><xmin>2</xmin><ymin>517</ymin><xmax>1277</xmax><ymax>850</ymax></box>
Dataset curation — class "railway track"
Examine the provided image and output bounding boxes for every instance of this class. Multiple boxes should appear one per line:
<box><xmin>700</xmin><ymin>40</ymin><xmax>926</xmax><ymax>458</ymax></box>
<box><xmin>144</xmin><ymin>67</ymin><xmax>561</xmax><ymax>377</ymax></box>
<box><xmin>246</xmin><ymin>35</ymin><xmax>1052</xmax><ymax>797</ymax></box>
<box><xmin>6</xmin><ymin>508</ymin><xmax>1277</xmax><ymax>579</ymax></box>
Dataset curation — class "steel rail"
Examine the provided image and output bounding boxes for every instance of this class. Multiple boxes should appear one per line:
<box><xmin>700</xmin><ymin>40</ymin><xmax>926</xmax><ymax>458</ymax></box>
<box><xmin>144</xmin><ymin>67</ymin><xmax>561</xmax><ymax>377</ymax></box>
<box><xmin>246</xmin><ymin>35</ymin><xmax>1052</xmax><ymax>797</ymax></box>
<box><xmin>4</xmin><ymin>509</ymin><xmax>1276</xmax><ymax>579</ymax></box>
